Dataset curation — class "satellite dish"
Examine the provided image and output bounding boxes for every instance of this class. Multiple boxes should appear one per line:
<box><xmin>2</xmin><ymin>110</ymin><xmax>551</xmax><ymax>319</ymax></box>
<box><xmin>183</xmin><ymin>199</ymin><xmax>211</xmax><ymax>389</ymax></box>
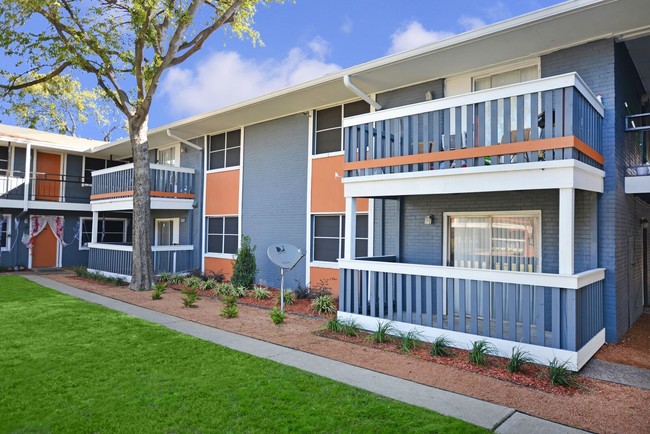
<box><xmin>267</xmin><ymin>243</ymin><xmax>303</xmax><ymax>270</ymax></box>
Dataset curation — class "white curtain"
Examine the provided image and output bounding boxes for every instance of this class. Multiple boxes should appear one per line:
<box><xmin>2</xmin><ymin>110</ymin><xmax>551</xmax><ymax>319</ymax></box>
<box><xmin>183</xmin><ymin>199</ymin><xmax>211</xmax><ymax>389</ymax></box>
<box><xmin>22</xmin><ymin>215</ymin><xmax>67</xmax><ymax>248</ymax></box>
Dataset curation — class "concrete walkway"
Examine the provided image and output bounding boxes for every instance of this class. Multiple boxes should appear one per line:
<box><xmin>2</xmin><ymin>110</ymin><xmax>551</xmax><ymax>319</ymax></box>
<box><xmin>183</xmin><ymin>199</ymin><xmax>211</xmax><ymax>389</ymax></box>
<box><xmin>25</xmin><ymin>275</ymin><xmax>587</xmax><ymax>433</ymax></box>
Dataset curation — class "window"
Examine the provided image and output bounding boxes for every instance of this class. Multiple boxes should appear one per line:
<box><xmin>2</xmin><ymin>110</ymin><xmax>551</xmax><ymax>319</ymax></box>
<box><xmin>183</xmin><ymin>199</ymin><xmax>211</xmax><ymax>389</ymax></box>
<box><xmin>313</xmin><ymin>101</ymin><xmax>370</xmax><ymax>155</ymax></box>
<box><xmin>83</xmin><ymin>157</ymin><xmax>124</xmax><ymax>185</ymax></box>
<box><xmin>446</xmin><ymin>212</ymin><xmax>540</xmax><ymax>272</ymax></box>
<box><xmin>1</xmin><ymin>214</ymin><xmax>10</xmax><ymax>251</ymax></box>
<box><xmin>206</xmin><ymin>216</ymin><xmax>238</xmax><ymax>254</ymax></box>
<box><xmin>473</xmin><ymin>65</ymin><xmax>539</xmax><ymax>91</ymax></box>
<box><xmin>312</xmin><ymin>214</ymin><xmax>368</xmax><ymax>262</ymax></box>
<box><xmin>79</xmin><ymin>217</ymin><xmax>127</xmax><ymax>249</ymax></box>
<box><xmin>0</xmin><ymin>146</ymin><xmax>9</xmax><ymax>176</ymax></box>
<box><xmin>208</xmin><ymin>130</ymin><xmax>241</xmax><ymax>170</ymax></box>
<box><xmin>157</xmin><ymin>144</ymin><xmax>180</xmax><ymax>167</ymax></box>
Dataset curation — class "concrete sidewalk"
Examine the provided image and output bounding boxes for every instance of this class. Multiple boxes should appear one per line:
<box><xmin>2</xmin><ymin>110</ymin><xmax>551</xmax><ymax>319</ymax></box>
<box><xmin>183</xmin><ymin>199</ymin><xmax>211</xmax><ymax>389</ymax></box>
<box><xmin>25</xmin><ymin>274</ymin><xmax>586</xmax><ymax>433</ymax></box>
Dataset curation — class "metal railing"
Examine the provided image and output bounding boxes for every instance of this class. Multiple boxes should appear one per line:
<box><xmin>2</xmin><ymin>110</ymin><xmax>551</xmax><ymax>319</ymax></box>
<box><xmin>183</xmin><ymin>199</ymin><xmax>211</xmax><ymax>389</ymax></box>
<box><xmin>1</xmin><ymin>173</ymin><xmax>90</xmax><ymax>203</ymax></box>
<box><xmin>88</xmin><ymin>243</ymin><xmax>194</xmax><ymax>276</ymax></box>
<box><xmin>91</xmin><ymin>163</ymin><xmax>195</xmax><ymax>199</ymax></box>
<box><xmin>339</xmin><ymin>258</ymin><xmax>604</xmax><ymax>351</ymax></box>
<box><xmin>343</xmin><ymin>73</ymin><xmax>604</xmax><ymax>177</ymax></box>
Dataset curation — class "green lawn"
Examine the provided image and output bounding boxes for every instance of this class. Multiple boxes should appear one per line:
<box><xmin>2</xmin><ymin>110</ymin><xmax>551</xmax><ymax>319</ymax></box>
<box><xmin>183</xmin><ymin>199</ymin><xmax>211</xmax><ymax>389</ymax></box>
<box><xmin>0</xmin><ymin>276</ymin><xmax>487</xmax><ymax>433</ymax></box>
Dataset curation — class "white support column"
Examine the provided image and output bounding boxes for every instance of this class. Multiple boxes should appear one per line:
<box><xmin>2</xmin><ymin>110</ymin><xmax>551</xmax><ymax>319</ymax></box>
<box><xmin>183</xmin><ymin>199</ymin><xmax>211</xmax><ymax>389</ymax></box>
<box><xmin>344</xmin><ymin>197</ymin><xmax>357</xmax><ymax>259</ymax></box>
<box><xmin>91</xmin><ymin>212</ymin><xmax>99</xmax><ymax>244</ymax></box>
<box><xmin>559</xmin><ymin>188</ymin><xmax>575</xmax><ymax>275</ymax></box>
<box><xmin>22</xmin><ymin>143</ymin><xmax>32</xmax><ymax>211</ymax></box>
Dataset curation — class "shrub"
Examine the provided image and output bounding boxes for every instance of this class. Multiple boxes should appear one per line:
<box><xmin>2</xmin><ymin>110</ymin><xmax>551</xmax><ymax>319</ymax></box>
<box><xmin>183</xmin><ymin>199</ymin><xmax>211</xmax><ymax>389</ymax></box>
<box><xmin>323</xmin><ymin>318</ymin><xmax>343</xmax><ymax>333</ymax></box>
<box><xmin>201</xmin><ymin>278</ymin><xmax>219</xmax><ymax>290</ymax></box>
<box><xmin>232</xmin><ymin>285</ymin><xmax>248</xmax><ymax>298</ymax></box>
<box><xmin>168</xmin><ymin>273</ymin><xmax>185</xmax><ymax>285</ymax></box>
<box><xmin>71</xmin><ymin>266</ymin><xmax>126</xmax><ymax>286</ymax></box>
<box><xmin>220</xmin><ymin>295</ymin><xmax>239</xmax><ymax>319</ymax></box>
<box><xmin>212</xmin><ymin>282</ymin><xmax>234</xmax><ymax>297</ymax></box>
<box><xmin>151</xmin><ymin>283</ymin><xmax>167</xmax><ymax>300</ymax></box>
<box><xmin>506</xmin><ymin>346</ymin><xmax>535</xmax><ymax>373</ymax></box>
<box><xmin>293</xmin><ymin>281</ymin><xmax>311</xmax><ymax>300</ymax></box>
<box><xmin>369</xmin><ymin>320</ymin><xmax>394</xmax><ymax>344</ymax></box>
<box><xmin>269</xmin><ymin>306</ymin><xmax>286</xmax><ymax>325</ymax></box>
<box><xmin>311</xmin><ymin>294</ymin><xmax>336</xmax><ymax>315</ymax></box>
<box><xmin>157</xmin><ymin>271</ymin><xmax>173</xmax><ymax>283</ymax></box>
<box><xmin>340</xmin><ymin>319</ymin><xmax>360</xmax><ymax>337</ymax></box>
<box><xmin>252</xmin><ymin>285</ymin><xmax>271</xmax><ymax>300</ymax></box>
<box><xmin>275</xmin><ymin>290</ymin><xmax>294</xmax><ymax>306</ymax></box>
<box><xmin>468</xmin><ymin>340</ymin><xmax>495</xmax><ymax>366</ymax></box>
<box><xmin>181</xmin><ymin>288</ymin><xmax>199</xmax><ymax>308</ymax></box>
<box><xmin>429</xmin><ymin>336</ymin><xmax>453</xmax><ymax>357</ymax></box>
<box><xmin>397</xmin><ymin>329</ymin><xmax>422</xmax><ymax>353</ymax></box>
<box><xmin>184</xmin><ymin>276</ymin><xmax>204</xmax><ymax>290</ymax></box>
<box><xmin>547</xmin><ymin>358</ymin><xmax>577</xmax><ymax>387</ymax></box>
<box><xmin>231</xmin><ymin>235</ymin><xmax>257</xmax><ymax>289</ymax></box>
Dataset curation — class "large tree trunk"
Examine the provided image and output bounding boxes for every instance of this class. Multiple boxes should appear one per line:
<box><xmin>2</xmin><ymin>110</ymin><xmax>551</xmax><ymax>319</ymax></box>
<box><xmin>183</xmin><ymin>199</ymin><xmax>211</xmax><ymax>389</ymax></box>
<box><xmin>129</xmin><ymin>117</ymin><xmax>154</xmax><ymax>290</ymax></box>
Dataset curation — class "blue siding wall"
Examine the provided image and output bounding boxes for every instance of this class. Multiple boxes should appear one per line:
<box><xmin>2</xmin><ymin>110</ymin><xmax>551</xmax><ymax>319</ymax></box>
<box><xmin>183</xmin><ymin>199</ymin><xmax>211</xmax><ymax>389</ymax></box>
<box><xmin>377</xmin><ymin>79</ymin><xmax>445</xmax><ymax>109</ymax></box>
<box><xmin>65</xmin><ymin>154</ymin><xmax>90</xmax><ymax>203</ymax></box>
<box><xmin>180</xmin><ymin>139</ymin><xmax>204</xmax><ymax>270</ymax></box>
<box><xmin>242</xmin><ymin>114</ymin><xmax>309</xmax><ymax>288</ymax></box>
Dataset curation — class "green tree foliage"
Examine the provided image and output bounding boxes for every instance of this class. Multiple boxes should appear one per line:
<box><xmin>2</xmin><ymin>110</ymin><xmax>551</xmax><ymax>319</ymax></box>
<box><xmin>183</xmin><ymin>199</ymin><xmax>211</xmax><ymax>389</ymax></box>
<box><xmin>231</xmin><ymin>235</ymin><xmax>258</xmax><ymax>289</ymax></box>
<box><xmin>0</xmin><ymin>0</ymin><xmax>283</xmax><ymax>290</ymax></box>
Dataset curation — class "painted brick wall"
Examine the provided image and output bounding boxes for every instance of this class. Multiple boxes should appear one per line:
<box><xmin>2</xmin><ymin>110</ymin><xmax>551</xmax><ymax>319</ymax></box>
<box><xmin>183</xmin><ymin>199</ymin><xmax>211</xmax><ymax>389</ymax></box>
<box><xmin>242</xmin><ymin>114</ymin><xmax>309</xmax><ymax>288</ymax></box>
<box><xmin>180</xmin><ymin>139</ymin><xmax>204</xmax><ymax>270</ymax></box>
<box><xmin>377</xmin><ymin>79</ymin><xmax>445</xmax><ymax>109</ymax></box>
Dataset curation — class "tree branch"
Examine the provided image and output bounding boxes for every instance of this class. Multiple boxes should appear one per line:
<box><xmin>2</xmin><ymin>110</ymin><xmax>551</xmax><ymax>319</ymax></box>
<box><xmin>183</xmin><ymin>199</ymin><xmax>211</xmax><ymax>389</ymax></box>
<box><xmin>0</xmin><ymin>62</ymin><xmax>71</xmax><ymax>95</ymax></box>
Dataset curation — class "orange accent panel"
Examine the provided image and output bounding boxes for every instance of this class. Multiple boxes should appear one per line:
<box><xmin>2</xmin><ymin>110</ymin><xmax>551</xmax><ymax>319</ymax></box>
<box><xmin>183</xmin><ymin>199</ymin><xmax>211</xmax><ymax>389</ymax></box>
<box><xmin>343</xmin><ymin>136</ymin><xmax>604</xmax><ymax>171</ymax></box>
<box><xmin>91</xmin><ymin>191</ymin><xmax>134</xmax><ymax>200</ymax></box>
<box><xmin>204</xmin><ymin>257</ymin><xmax>234</xmax><ymax>281</ymax></box>
<box><xmin>35</xmin><ymin>152</ymin><xmax>61</xmax><ymax>201</ymax></box>
<box><xmin>32</xmin><ymin>226</ymin><xmax>57</xmax><ymax>268</ymax></box>
<box><xmin>205</xmin><ymin>170</ymin><xmax>240</xmax><ymax>215</ymax></box>
<box><xmin>90</xmin><ymin>191</ymin><xmax>195</xmax><ymax>201</ymax></box>
<box><xmin>311</xmin><ymin>155</ymin><xmax>367</xmax><ymax>212</ymax></box>
<box><xmin>310</xmin><ymin>267</ymin><xmax>340</xmax><ymax>298</ymax></box>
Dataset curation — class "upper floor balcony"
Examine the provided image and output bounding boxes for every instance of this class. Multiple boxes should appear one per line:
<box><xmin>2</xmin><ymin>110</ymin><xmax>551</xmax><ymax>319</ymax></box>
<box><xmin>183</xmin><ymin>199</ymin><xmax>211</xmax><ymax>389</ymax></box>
<box><xmin>0</xmin><ymin>172</ymin><xmax>90</xmax><ymax>211</ymax></box>
<box><xmin>342</xmin><ymin>73</ymin><xmax>605</xmax><ymax>198</ymax></box>
<box><xmin>90</xmin><ymin>163</ymin><xmax>195</xmax><ymax>211</ymax></box>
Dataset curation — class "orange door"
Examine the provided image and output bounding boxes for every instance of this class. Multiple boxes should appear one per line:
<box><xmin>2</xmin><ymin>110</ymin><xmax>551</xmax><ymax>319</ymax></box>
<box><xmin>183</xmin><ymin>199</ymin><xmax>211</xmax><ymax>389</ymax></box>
<box><xmin>35</xmin><ymin>152</ymin><xmax>61</xmax><ymax>201</ymax></box>
<box><xmin>32</xmin><ymin>225</ymin><xmax>58</xmax><ymax>268</ymax></box>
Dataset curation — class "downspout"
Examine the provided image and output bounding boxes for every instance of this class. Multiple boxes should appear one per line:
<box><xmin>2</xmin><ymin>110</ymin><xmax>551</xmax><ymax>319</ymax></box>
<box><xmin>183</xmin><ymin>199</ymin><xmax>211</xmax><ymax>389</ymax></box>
<box><xmin>166</xmin><ymin>130</ymin><xmax>202</xmax><ymax>151</ymax></box>
<box><xmin>343</xmin><ymin>75</ymin><xmax>382</xmax><ymax>111</ymax></box>
<box><xmin>23</xmin><ymin>142</ymin><xmax>32</xmax><ymax>212</ymax></box>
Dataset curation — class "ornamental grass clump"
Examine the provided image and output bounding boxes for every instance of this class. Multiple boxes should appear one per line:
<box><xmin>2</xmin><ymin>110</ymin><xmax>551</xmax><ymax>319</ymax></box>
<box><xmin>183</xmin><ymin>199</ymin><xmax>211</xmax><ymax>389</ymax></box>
<box><xmin>151</xmin><ymin>283</ymin><xmax>167</xmax><ymax>300</ymax></box>
<box><xmin>181</xmin><ymin>288</ymin><xmax>199</xmax><ymax>308</ymax></box>
<box><xmin>323</xmin><ymin>318</ymin><xmax>343</xmax><ymax>333</ymax></box>
<box><xmin>252</xmin><ymin>285</ymin><xmax>271</xmax><ymax>300</ymax></box>
<box><xmin>429</xmin><ymin>336</ymin><xmax>453</xmax><ymax>357</ymax></box>
<box><xmin>220</xmin><ymin>295</ymin><xmax>239</xmax><ymax>319</ymax></box>
<box><xmin>368</xmin><ymin>320</ymin><xmax>394</xmax><ymax>344</ymax></box>
<box><xmin>397</xmin><ymin>329</ymin><xmax>422</xmax><ymax>353</ymax></box>
<box><xmin>311</xmin><ymin>294</ymin><xmax>336</xmax><ymax>315</ymax></box>
<box><xmin>506</xmin><ymin>346</ymin><xmax>535</xmax><ymax>373</ymax></box>
<box><xmin>547</xmin><ymin>358</ymin><xmax>578</xmax><ymax>387</ymax></box>
<box><xmin>340</xmin><ymin>319</ymin><xmax>360</xmax><ymax>337</ymax></box>
<box><xmin>468</xmin><ymin>339</ymin><xmax>495</xmax><ymax>366</ymax></box>
<box><xmin>275</xmin><ymin>290</ymin><xmax>294</xmax><ymax>306</ymax></box>
<box><xmin>184</xmin><ymin>276</ymin><xmax>204</xmax><ymax>291</ymax></box>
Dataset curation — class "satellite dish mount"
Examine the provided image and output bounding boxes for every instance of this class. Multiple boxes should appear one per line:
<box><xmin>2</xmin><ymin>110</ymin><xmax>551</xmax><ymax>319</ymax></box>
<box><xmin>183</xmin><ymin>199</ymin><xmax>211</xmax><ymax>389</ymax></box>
<box><xmin>267</xmin><ymin>243</ymin><xmax>305</xmax><ymax>313</ymax></box>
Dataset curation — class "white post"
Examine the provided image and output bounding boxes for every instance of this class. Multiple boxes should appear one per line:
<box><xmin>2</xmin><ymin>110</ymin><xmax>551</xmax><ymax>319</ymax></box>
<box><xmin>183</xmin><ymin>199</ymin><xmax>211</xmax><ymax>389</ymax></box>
<box><xmin>559</xmin><ymin>188</ymin><xmax>575</xmax><ymax>275</ymax></box>
<box><xmin>344</xmin><ymin>197</ymin><xmax>357</xmax><ymax>259</ymax></box>
<box><xmin>22</xmin><ymin>143</ymin><xmax>32</xmax><ymax>211</ymax></box>
<box><xmin>91</xmin><ymin>212</ymin><xmax>99</xmax><ymax>244</ymax></box>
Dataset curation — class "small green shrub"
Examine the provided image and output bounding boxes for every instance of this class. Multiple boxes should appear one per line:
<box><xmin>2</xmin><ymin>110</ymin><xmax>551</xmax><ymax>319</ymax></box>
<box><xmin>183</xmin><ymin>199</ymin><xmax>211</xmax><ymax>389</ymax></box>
<box><xmin>293</xmin><ymin>281</ymin><xmax>311</xmax><ymax>300</ymax></box>
<box><xmin>252</xmin><ymin>285</ymin><xmax>271</xmax><ymax>300</ymax></box>
<box><xmin>275</xmin><ymin>290</ymin><xmax>294</xmax><ymax>306</ymax></box>
<box><xmin>340</xmin><ymin>319</ymin><xmax>360</xmax><ymax>337</ymax></box>
<box><xmin>220</xmin><ymin>303</ymin><xmax>239</xmax><ymax>318</ymax></box>
<box><xmin>547</xmin><ymin>358</ymin><xmax>577</xmax><ymax>387</ymax></box>
<box><xmin>157</xmin><ymin>271</ymin><xmax>173</xmax><ymax>283</ymax></box>
<box><xmin>429</xmin><ymin>336</ymin><xmax>453</xmax><ymax>357</ymax></box>
<box><xmin>181</xmin><ymin>288</ymin><xmax>199</xmax><ymax>308</ymax></box>
<box><xmin>212</xmin><ymin>282</ymin><xmax>234</xmax><ymax>297</ymax></box>
<box><xmin>323</xmin><ymin>318</ymin><xmax>343</xmax><ymax>333</ymax></box>
<box><xmin>397</xmin><ymin>329</ymin><xmax>422</xmax><ymax>353</ymax></box>
<box><xmin>201</xmin><ymin>278</ymin><xmax>219</xmax><ymax>290</ymax></box>
<box><xmin>269</xmin><ymin>306</ymin><xmax>286</xmax><ymax>325</ymax></box>
<box><xmin>506</xmin><ymin>346</ymin><xmax>535</xmax><ymax>373</ymax></box>
<box><xmin>168</xmin><ymin>274</ymin><xmax>185</xmax><ymax>285</ymax></box>
<box><xmin>71</xmin><ymin>266</ymin><xmax>126</xmax><ymax>286</ymax></box>
<box><xmin>231</xmin><ymin>235</ymin><xmax>258</xmax><ymax>289</ymax></box>
<box><xmin>73</xmin><ymin>266</ymin><xmax>89</xmax><ymax>277</ymax></box>
<box><xmin>151</xmin><ymin>283</ymin><xmax>167</xmax><ymax>300</ymax></box>
<box><xmin>468</xmin><ymin>340</ymin><xmax>495</xmax><ymax>366</ymax></box>
<box><xmin>232</xmin><ymin>285</ymin><xmax>248</xmax><ymax>298</ymax></box>
<box><xmin>311</xmin><ymin>294</ymin><xmax>336</xmax><ymax>315</ymax></box>
<box><xmin>184</xmin><ymin>276</ymin><xmax>204</xmax><ymax>290</ymax></box>
<box><xmin>369</xmin><ymin>320</ymin><xmax>394</xmax><ymax>344</ymax></box>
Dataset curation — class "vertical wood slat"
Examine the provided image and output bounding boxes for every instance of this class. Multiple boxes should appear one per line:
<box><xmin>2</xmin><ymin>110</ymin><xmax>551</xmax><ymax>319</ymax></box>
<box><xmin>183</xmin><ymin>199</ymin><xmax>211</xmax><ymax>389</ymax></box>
<box><xmin>396</xmin><ymin>274</ymin><xmax>403</xmax><ymax>321</ymax></box>
<box><xmin>353</xmin><ymin>270</ymin><xmax>359</xmax><ymax>314</ymax></box>
<box><xmin>458</xmin><ymin>279</ymin><xmax>466</xmax><ymax>333</ymax></box>
<box><xmin>378</xmin><ymin>272</ymin><xmax>385</xmax><ymax>319</ymax></box>
<box><xmin>503</xmin><ymin>98</ymin><xmax>511</xmax><ymax>144</ymax></box>
<box><xmin>522</xmin><ymin>285</ymin><xmax>531</xmax><ymax>343</ymax></box>
<box><xmin>433</xmin><ymin>111</ymin><xmax>441</xmax><ymax>169</ymax></box>
<box><xmin>470</xmin><ymin>280</ymin><xmax>478</xmax><ymax>334</ymax></box>
<box><xmin>361</xmin><ymin>269</ymin><xmax>368</xmax><ymax>316</ymax></box>
<box><xmin>437</xmin><ymin>277</ymin><xmax>444</xmax><ymax>329</ymax></box>
<box><xmin>447</xmin><ymin>278</ymin><xmax>455</xmax><ymax>331</ymax></box>
<box><xmin>369</xmin><ymin>271</ymin><xmax>376</xmax><ymax>318</ymax></box>
<box><xmin>387</xmin><ymin>273</ymin><xmax>394</xmax><ymax>320</ymax></box>
<box><xmin>535</xmin><ymin>287</ymin><xmax>545</xmax><ymax>346</ymax></box>
<box><xmin>495</xmin><ymin>283</ymin><xmax>503</xmax><ymax>339</ymax></box>
<box><xmin>466</xmin><ymin>104</ymin><xmax>475</xmax><ymax>167</ymax></box>
<box><xmin>426</xmin><ymin>277</ymin><xmax>433</xmax><ymax>327</ymax></box>
<box><xmin>566</xmin><ymin>288</ymin><xmax>577</xmax><ymax>351</ymax></box>
<box><xmin>415</xmin><ymin>276</ymin><xmax>423</xmax><ymax>325</ymax></box>
<box><xmin>339</xmin><ymin>268</ymin><xmax>346</xmax><ymax>312</ymax></box>
<box><xmin>454</xmin><ymin>106</ymin><xmax>463</xmax><ymax>168</ymax></box>
<box><xmin>405</xmin><ymin>275</ymin><xmax>413</xmax><ymax>323</ymax></box>
<box><xmin>552</xmin><ymin>287</ymin><xmax>561</xmax><ymax>348</ymax></box>
<box><xmin>443</xmin><ymin>109</ymin><xmax>451</xmax><ymax>151</ymax></box>
<box><xmin>477</xmin><ymin>102</ymin><xmax>485</xmax><ymax>166</ymax></box>
<box><xmin>482</xmin><ymin>281</ymin><xmax>490</xmax><ymax>337</ymax></box>
<box><xmin>411</xmin><ymin>115</ymin><xmax>419</xmax><ymax>172</ymax></box>
<box><xmin>422</xmin><ymin>113</ymin><xmax>430</xmax><ymax>171</ymax></box>
<box><xmin>508</xmin><ymin>283</ymin><xmax>517</xmax><ymax>341</ymax></box>
<box><xmin>490</xmin><ymin>100</ymin><xmax>499</xmax><ymax>165</ymax></box>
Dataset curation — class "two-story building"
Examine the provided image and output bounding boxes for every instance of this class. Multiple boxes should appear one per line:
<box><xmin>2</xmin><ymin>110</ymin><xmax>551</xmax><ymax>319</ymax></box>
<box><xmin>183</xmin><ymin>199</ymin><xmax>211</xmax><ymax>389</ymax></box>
<box><xmin>3</xmin><ymin>0</ymin><xmax>648</xmax><ymax>369</ymax></box>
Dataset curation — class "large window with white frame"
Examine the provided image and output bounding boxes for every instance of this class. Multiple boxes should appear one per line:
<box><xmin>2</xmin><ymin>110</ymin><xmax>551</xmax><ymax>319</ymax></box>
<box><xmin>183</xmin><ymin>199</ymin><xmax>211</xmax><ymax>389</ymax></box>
<box><xmin>157</xmin><ymin>144</ymin><xmax>181</xmax><ymax>167</ymax></box>
<box><xmin>79</xmin><ymin>217</ymin><xmax>128</xmax><ymax>249</ymax></box>
<box><xmin>312</xmin><ymin>214</ymin><xmax>368</xmax><ymax>262</ymax></box>
<box><xmin>1</xmin><ymin>214</ymin><xmax>10</xmax><ymax>251</ymax></box>
<box><xmin>446</xmin><ymin>212</ymin><xmax>541</xmax><ymax>273</ymax></box>
<box><xmin>208</xmin><ymin>130</ymin><xmax>241</xmax><ymax>171</ymax></box>
<box><xmin>206</xmin><ymin>216</ymin><xmax>238</xmax><ymax>255</ymax></box>
<box><xmin>313</xmin><ymin>101</ymin><xmax>370</xmax><ymax>155</ymax></box>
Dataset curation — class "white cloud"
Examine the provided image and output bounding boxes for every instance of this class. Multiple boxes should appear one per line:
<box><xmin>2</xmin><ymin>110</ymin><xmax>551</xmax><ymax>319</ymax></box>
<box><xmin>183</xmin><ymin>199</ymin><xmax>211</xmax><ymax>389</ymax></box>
<box><xmin>341</xmin><ymin>16</ymin><xmax>353</xmax><ymax>34</ymax></box>
<box><xmin>387</xmin><ymin>21</ymin><xmax>454</xmax><ymax>54</ymax></box>
<box><xmin>159</xmin><ymin>38</ymin><xmax>341</xmax><ymax>116</ymax></box>
<box><xmin>458</xmin><ymin>15</ymin><xmax>487</xmax><ymax>31</ymax></box>
<box><xmin>485</xmin><ymin>1</ymin><xmax>511</xmax><ymax>21</ymax></box>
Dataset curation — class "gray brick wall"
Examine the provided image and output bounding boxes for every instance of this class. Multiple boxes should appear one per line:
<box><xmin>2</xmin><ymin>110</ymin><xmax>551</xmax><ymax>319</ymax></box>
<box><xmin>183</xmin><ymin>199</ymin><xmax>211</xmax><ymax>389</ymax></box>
<box><xmin>377</xmin><ymin>79</ymin><xmax>445</xmax><ymax>109</ymax></box>
<box><xmin>242</xmin><ymin>114</ymin><xmax>309</xmax><ymax>288</ymax></box>
<box><xmin>180</xmin><ymin>138</ymin><xmax>204</xmax><ymax>270</ymax></box>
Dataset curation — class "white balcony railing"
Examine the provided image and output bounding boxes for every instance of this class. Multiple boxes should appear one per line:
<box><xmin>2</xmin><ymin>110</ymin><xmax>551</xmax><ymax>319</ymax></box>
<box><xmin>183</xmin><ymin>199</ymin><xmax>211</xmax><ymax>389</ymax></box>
<box><xmin>88</xmin><ymin>243</ymin><xmax>194</xmax><ymax>277</ymax></box>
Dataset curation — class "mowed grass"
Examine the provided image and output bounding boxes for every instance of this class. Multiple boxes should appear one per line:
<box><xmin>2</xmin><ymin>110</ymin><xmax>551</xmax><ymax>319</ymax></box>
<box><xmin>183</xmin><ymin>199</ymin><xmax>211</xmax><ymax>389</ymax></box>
<box><xmin>0</xmin><ymin>276</ymin><xmax>487</xmax><ymax>433</ymax></box>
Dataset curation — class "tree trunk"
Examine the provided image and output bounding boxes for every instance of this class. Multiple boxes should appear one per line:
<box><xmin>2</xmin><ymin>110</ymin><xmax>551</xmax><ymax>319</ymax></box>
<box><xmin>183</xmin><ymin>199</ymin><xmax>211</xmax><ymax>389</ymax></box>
<box><xmin>129</xmin><ymin>117</ymin><xmax>154</xmax><ymax>290</ymax></box>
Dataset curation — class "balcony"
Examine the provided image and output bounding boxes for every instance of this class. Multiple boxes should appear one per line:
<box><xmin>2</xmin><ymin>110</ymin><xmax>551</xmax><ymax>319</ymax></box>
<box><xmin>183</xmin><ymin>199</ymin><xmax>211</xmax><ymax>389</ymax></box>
<box><xmin>90</xmin><ymin>163</ymin><xmax>195</xmax><ymax>211</ymax></box>
<box><xmin>0</xmin><ymin>172</ymin><xmax>90</xmax><ymax>210</ymax></box>
<box><xmin>339</xmin><ymin>257</ymin><xmax>605</xmax><ymax>370</ymax></box>
<box><xmin>88</xmin><ymin>243</ymin><xmax>194</xmax><ymax>279</ymax></box>
<box><xmin>623</xmin><ymin>112</ymin><xmax>650</xmax><ymax>201</ymax></box>
<box><xmin>342</xmin><ymin>73</ymin><xmax>604</xmax><ymax>198</ymax></box>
